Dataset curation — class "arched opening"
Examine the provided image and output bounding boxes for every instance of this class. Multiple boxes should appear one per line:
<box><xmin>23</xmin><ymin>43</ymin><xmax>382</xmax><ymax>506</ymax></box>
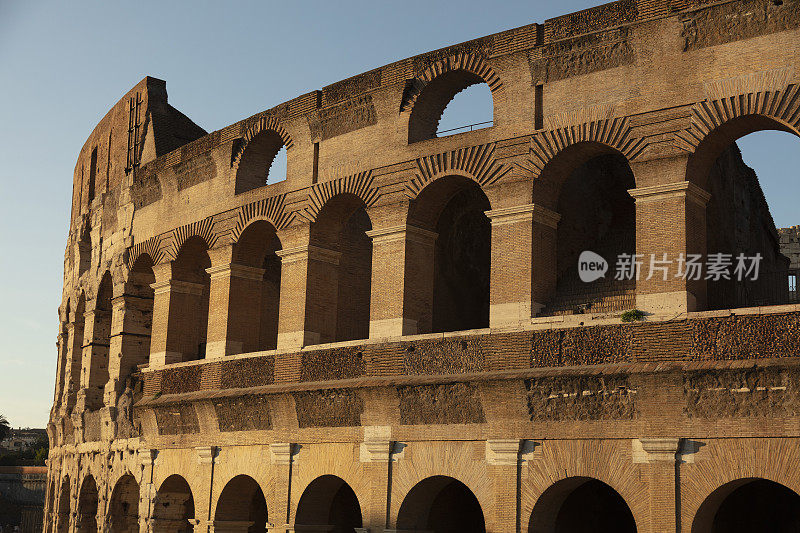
<box><xmin>77</xmin><ymin>475</ymin><xmax>99</xmax><ymax>533</ymax></box>
<box><xmin>236</xmin><ymin>130</ymin><xmax>288</xmax><ymax>193</ymax></box>
<box><xmin>66</xmin><ymin>294</ymin><xmax>86</xmax><ymax>410</ymax></box>
<box><xmin>688</xmin><ymin>118</ymin><xmax>800</xmax><ymax>310</ymax></box>
<box><xmin>56</xmin><ymin>477</ymin><xmax>70</xmax><ymax>533</ymax></box>
<box><xmin>692</xmin><ymin>478</ymin><xmax>800</xmax><ymax>533</ymax></box>
<box><xmin>295</xmin><ymin>475</ymin><xmax>362</xmax><ymax>533</ymax></box>
<box><xmin>408</xmin><ymin>176</ymin><xmax>491</xmax><ymax>333</ymax></box>
<box><xmin>125</xmin><ymin>254</ymin><xmax>155</xmax><ymax>370</ymax></box>
<box><xmin>78</xmin><ymin>225</ymin><xmax>91</xmax><ymax>276</ymax></box>
<box><xmin>109</xmin><ymin>474</ymin><xmax>140</xmax><ymax>533</ymax></box>
<box><xmin>396</xmin><ymin>475</ymin><xmax>485</xmax><ymax>533</ymax></box>
<box><xmin>528</xmin><ymin>477</ymin><xmax>636</xmax><ymax>533</ymax></box>
<box><xmin>55</xmin><ymin>299</ymin><xmax>70</xmax><ymax>407</ymax></box>
<box><xmin>409</xmin><ymin>69</ymin><xmax>494</xmax><ymax>143</ymax></box>
<box><xmin>84</xmin><ymin>271</ymin><xmax>112</xmax><ymax>409</ymax></box>
<box><xmin>436</xmin><ymin>83</ymin><xmax>494</xmax><ymax>137</ymax></box>
<box><xmin>309</xmin><ymin>194</ymin><xmax>372</xmax><ymax>344</ymax></box>
<box><xmin>232</xmin><ymin>221</ymin><xmax>282</xmax><ymax>352</ymax></box>
<box><xmin>153</xmin><ymin>475</ymin><xmax>195</xmax><ymax>533</ymax></box>
<box><xmin>539</xmin><ymin>145</ymin><xmax>637</xmax><ymax>315</ymax></box>
<box><xmin>172</xmin><ymin>237</ymin><xmax>211</xmax><ymax>360</ymax></box>
<box><xmin>214</xmin><ymin>475</ymin><xmax>268</xmax><ymax>533</ymax></box>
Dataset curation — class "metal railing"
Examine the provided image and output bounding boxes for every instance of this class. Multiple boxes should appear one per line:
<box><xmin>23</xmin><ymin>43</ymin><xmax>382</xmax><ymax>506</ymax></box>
<box><xmin>437</xmin><ymin>120</ymin><xmax>493</xmax><ymax>136</ymax></box>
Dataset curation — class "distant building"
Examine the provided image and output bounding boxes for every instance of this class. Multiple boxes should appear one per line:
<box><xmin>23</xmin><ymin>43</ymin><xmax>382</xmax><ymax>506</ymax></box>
<box><xmin>0</xmin><ymin>467</ymin><xmax>46</xmax><ymax>533</ymax></box>
<box><xmin>0</xmin><ymin>430</ymin><xmax>46</xmax><ymax>453</ymax></box>
<box><xmin>780</xmin><ymin>226</ymin><xmax>800</xmax><ymax>269</ymax></box>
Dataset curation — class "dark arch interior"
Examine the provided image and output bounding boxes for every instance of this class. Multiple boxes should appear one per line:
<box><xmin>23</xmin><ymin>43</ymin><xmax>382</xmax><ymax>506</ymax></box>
<box><xmin>233</xmin><ymin>221</ymin><xmax>283</xmax><ymax>352</ymax></box>
<box><xmin>77</xmin><ymin>476</ymin><xmax>99</xmax><ymax>533</ymax></box>
<box><xmin>172</xmin><ymin>237</ymin><xmax>211</xmax><ymax>360</ymax></box>
<box><xmin>78</xmin><ymin>225</ymin><xmax>91</xmax><ymax>276</ymax></box>
<box><xmin>295</xmin><ymin>475</ymin><xmax>362</xmax><ymax>533</ymax></box>
<box><xmin>215</xmin><ymin>475</ymin><xmax>268</xmax><ymax>533</ymax></box>
<box><xmin>409</xmin><ymin>176</ymin><xmax>491</xmax><ymax>334</ymax></box>
<box><xmin>155</xmin><ymin>475</ymin><xmax>195</xmax><ymax>533</ymax></box>
<box><xmin>397</xmin><ymin>475</ymin><xmax>485</xmax><ymax>533</ymax></box>
<box><xmin>56</xmin><ymin>478</ymin><xmax>70</xmax><ymax>533</ymax></box>
<box><xmin>542</xmin><ymin>152</ymin><xmax>636</xmax><ymax>316</ymax></box>
<box><xmin>236</xmin><ymin>130</ymin><xmax>287</xmax><ymax>193</ymax></box>
<box><xmin>409</xmin><ymin>69</ymin><xmax>491</xmax><ymax>143</ymax></box>
<box><xmin>127</xmin><ymin>254</ymin><xmax>155</xmax><ymax>368</ymax></box>
<box><xmin>109</xmin><ymin>474</ymin><xmax>140</xmax><ymax>533</ymax></box>
<box><xmin>529</xmin><ymin>477</ymin><xmax>636</xmax><ymax>533</ymax></box>
<box><xmin>310</xmin><ymin>195</ymin><xmax>372</xmax><ymax>344</ymax></box>
<box><xmin>707</xmin><ymin>479</ymin><xmax>800</xmax><ymax>533</ymax></box>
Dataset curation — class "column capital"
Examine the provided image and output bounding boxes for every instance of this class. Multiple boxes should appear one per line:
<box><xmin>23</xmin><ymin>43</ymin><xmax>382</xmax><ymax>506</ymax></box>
<box><xmin>365</xmin><ymin>224</ymin><xmax>437</xmax><ymax>245</ymax></box>
<box><xmin>206</xmin><ymin>263</ymin><xmax>265</xmax><ymax>281</ymax></box>
<box><xmin>628</xmin><ymin>181</ymin><xmax>711</xmax><ymax>207</ymax></box>
<box><xmin>150</xmin><ymin>279</ymin><xmax>205</xmax><ymax>296</ymax></box>
<box><xmin>485</xmin><ymin>203</ymin><xmax>561</xmax><ymax>229</ymax></box>
<box><xmin>633</xmin><ymin>437</ymin><xmax>682</xmax><ymax>463</ymax></box>
<box><xmin>195</xmin><ymin>446</ymin><xmax>218</xmax><ymax>465</ymax></box>
<box><xmin>270</xmin><ymin>443</ymin><xmax>295</xmax><ymax>465</ymax></box>
<box><xmin>276</xmin><ymin>245</ymin><xmax>340</xmax><ymax>265</ymax></box>
<box><xmin>485</xmin><ymin>439</ymin><xmax>521</xmax><ymax>466</ymax></box>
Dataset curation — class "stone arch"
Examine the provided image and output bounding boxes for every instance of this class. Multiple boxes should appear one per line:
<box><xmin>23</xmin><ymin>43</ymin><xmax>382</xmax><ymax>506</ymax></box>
<box><xmin>167</xmin><ymin>218</ymin><xmax>217</xmax><ymax>261</ymax></box>
<box><xmin>396</xmin><ymin>475</ymin><xmax>486</xmax><ymax>532</ymax></box>
<box><xmin>77</xmin><ymin>223</ymin><xmax>92</xmax><ymax>276</ymax></box>
<box><xmin>233</xmin><ymin>116</ymin><xmax>293</xmax><ymax>194</ymax></box>
<box><xmin>214</xmin><ymin>475</ymin><xmax>268</xmax><ymax>533</ymax></box>
<box><xmin>229</xmin><ymin>219</ymin><xmax>283</xmax><ymax>352</ymax></box>
<box><xmin>123</xmin><ymin>253</ymin><xmax>155</xmax><ymax>371</ymax></box>
<box><xmin>65</xmin><ymin>293</ymin><xmax>86</xmax><ymax>409</ymax></box>
<box><xmin>306</xmin><ymin>192</ymin><xmax>373</xmax><ymax>344</ymax></box>
<box><xmin>406</xmin><ymin>174</ymin><xmax>492</xmax><ymax>333</ymax></box>
<box><xmin>678</xmin><ymin>77</ymin><xmax>800</xmax><ymax>189</ymax></box>
<box><xmin>691</xmin><ymin>478</ymin><xmax>800</xmax><ymax>533</ymax></box>
<box><xmin>295</xmin><ymin>475</ymin><xmax>363</xmax><ymax>533</ymax></box>
<box><xmin>527</xmin><ymin>476</ymin><xmax>637</xmax><ymax>533</ymax></box>
<box><xmin>56</xmin><ymin>476</ymin><xmax>71</xmax><ymax>533</ymax></box>
<box><xmin>232</xmin><ymin>195</ymin><xmax>292</xmax><ymax>241</ymax></box>
<box><xmin>127</xmin><ymin>236</ymin><xmax>166</xmax><ymax>270</ymax></box>
<box><xmin>405</xmin><ymin>144</ymin><xmax>511</xmax><ymax>200</ymax></box>
<box><xmin>302</xmin><ymin>172</ymin><xmax>377</xmax><ymax>223</ymax></box>
<box><xmin>153</xmin><ymin>474</ymin><xmax>195</xmax><ymax>533</ymax></box>
<box><xmin>403</xmin><ymin>53</ymin><xmax>503</xmax><ymax>143</ymax></box>
<box><xmin>77</xmin><ymin>475</ymin><xmax>99</xmax><ymax>533</ymax></box>
<box><xmin>532</xmin><ymin>141</ymin><xmax>637</xmax><ymax>316</ymax></box>
<box><xmin>170</xmin><ymin>235</ymin><xmax>212</xmax><ymax>360</ymax></box>
<box><xmin>680</xmin><ymin>85</ymin><xmax>800</xmax><ymax>310</ymax></box>
<box><xmin>83</xmin><ymin>270</ymin><xmax>113</xmax><ymax>409</ymax></box>
<box><xmin>109</xmin><ymin>473</ymin><xmax>139</xmax><ymax>533</ymax></box>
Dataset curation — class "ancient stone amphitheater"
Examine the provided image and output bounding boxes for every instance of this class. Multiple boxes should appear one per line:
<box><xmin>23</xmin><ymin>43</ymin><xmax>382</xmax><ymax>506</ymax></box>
<box><xmin>46</xmin><ymin>0</ymin><xmax>800</xmax><ymax>532</ymax></box>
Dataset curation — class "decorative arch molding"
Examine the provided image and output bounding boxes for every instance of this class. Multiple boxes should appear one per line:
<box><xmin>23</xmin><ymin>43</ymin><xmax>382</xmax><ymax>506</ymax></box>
<box><xmin>231</xmin><ymin>194</ymin><xmax>292</xmax><ymax>242</ymax></box>
<box><xmin>405</xmin><ymin>143</ymin><xmax>511</xmax><ymax>199</ymax></box>
<box><xmin>523</xmin><ymin>116</ymin><xmax>645</xmax><ymax>178</ymax></box>
<box><xmin>231</xmin><ymin>114</ymin><xmax>294</xmax><ymax>169</ymax></box>
<box><xmin>126</xmin><ymin>236</ymin><xmax>166</xmax><ymax>270</ymax></box>
<box><xmin>674</xmin><ymin>70</ymin><xmax>800</xmax><ymax>153</ymax></box>
<box><xmin>299</xmin><ymin>171</ymin><xmax>377</xmax><ymax>223</ymax></box>
<box><xmin>164</xmin><ymin>217</ymin><xmax>218</xmax><ymax>260</ymax></box>
<box><xmin>400</xmin><ymin>52</ymin><xmax>504</xmax><ymax>113</ymax></box>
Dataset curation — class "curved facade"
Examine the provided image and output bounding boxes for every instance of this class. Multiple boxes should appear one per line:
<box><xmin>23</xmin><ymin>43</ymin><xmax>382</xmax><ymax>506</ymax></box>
<box><xmin>46</xmin><ymin>1</ymin><xmax>800</xmax><ymax>532</ymax></box>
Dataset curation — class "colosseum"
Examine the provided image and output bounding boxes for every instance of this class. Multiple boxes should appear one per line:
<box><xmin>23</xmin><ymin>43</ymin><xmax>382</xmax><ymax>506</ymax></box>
<box><xmin>45</xmin><ymin>1</ymin><xmax>800</xmax><ymax>532</ymax></box>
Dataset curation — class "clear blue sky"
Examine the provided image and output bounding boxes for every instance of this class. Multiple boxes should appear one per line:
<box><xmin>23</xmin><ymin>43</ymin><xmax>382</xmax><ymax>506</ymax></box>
<box><xmin>0</xmin><ymin>1</ymin><xmax>797</xmax><ymax>428</ymax></box>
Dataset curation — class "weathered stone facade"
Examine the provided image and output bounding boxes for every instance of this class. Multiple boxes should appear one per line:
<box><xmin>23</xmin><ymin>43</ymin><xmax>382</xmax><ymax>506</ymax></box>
<box><xmin>46</xmin><ymin>1</ymin><xmax>800</xmax><ymax>532</ymax></box>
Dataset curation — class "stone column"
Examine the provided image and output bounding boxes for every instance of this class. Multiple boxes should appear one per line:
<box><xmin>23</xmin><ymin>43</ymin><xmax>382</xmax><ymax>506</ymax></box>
<box><xmin>633</xmin><ymin>437</ymin><xmax>682</xmax><ymax>533</ymax></box>
<box><xmin>205</xmin><ymin>245</ymin><xmax>267</xmax><ymax>358</ymax></box>
<box><xmin>629</xmin><ymin>168</ymin><xmax>710</xmax><ymax>315</ymax></box>
<box><xmin>105</xmin><ymin>278</ymin><xmax>154</xmax><ymax>403</ymax></box>
<box><xmin>275</xmin><ymin>234</ymin><xmax>341</xmax><ymax>349</ymax></box>
<box><xmin>54</xmin><ymin>330</ymin><xmax>68</xmax><ymax>411</ymax></box>
<box><xmin>269</xmin><ymin>443</ymin><xmax>295</xmax><ymax>530</ymax></box>
<box><xmin>149</xmin><ymin>263</ymin><xmax>206</xmax><ymax>366</ymax></box>
<box><xmin>61</xmin><ymin>318</ymin><xmax>84</xmax><ymax>414</ymax></box>
<box><xmin>76</xmin><ymin>297</ymin><xmax>111</xmax><ymax>412</ymax></box>
<box><xmin>359</xmin><ymin>427</ymin><xmax>393</xmax><ymax>531</ymax></box>
<box><xmin>485</xmin><ymin>204</ymin><xmax>560</xmax><ymax>327</ymax></box>
<box><xmin>485</xmin><ymin>439</ymin><xmax>521</xmax><ymax>533</ymax></box>
<box><xmin>366</xmin><ymin>224</ymin><xmax>437</xmax><ymax>338</ymax></box>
